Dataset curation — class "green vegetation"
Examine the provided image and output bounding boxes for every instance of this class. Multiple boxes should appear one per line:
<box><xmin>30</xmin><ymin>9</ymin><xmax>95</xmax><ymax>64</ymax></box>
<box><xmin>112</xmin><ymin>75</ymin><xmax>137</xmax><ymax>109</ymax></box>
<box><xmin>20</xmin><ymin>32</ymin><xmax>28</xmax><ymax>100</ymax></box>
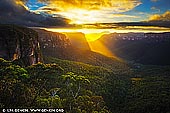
<box><xmin>1</xmin><ymin>56</ymin><xmax>170</xmax><ymax>113</ymax></box>
<box><xmin>44</xmin><ymin>56</ymin><xmax>113</xmax><ymax>77</ymax></box>
<box><xmin>0</xmin><ymin>58</ymin><xmax>109</xmax><ymax>113</ymax></box>
<box><xmin>1</xmin><ymin>25</ymin><xmax>170</xmax><ymax>113</ymax></box>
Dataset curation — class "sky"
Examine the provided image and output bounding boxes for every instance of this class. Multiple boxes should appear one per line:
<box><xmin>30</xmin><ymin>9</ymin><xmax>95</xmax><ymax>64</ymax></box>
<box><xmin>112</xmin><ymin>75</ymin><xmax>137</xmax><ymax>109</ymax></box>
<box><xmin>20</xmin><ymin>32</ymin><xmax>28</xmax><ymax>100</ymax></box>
<box><xmin>0</xmin><ymin>0</ymin><xmax>170</xmax><ymax>28</ymax></box>
<box><xmin>0</xmin><ymin>0</ymin><xmax>69</xmax><ymax>27</ymax></box>
<box><xmin>25</xmin><ymin>0</ymin><xmax>170</xmax><ymax>24</ymax></box>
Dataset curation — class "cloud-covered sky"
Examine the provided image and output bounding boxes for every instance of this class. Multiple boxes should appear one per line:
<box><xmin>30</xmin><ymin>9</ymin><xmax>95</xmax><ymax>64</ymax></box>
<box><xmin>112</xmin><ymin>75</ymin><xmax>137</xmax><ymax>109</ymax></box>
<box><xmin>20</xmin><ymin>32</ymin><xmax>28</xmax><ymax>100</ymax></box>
<box><xmin>29</xmin><ymin>0</ymin><xmax>142</xmax><ymax>24</ymax></box>
<box><xmin>149</xmin><ymin>10</ymin><xmax>170</xmax><ymax>21</ymax></box>
<box><xmin>25</xmin><ymin>0</ymin><xmax>170</xmax><ymax>24</ymax></box>
<box><xmin>0</xmin><ymin>0</ymin><xmax>170</xmax><ymax>27</ymax></box>
<box><xmin>0</xmin><ymin>0</ymin><xmax>69</xmax><ymax>27</ymax></box>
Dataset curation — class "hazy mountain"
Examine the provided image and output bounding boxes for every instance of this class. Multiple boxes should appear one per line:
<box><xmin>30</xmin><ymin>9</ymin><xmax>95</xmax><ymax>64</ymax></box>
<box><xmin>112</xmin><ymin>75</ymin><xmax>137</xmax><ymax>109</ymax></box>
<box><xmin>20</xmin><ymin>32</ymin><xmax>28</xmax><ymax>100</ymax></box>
<box><xmin>93</xmin><ymin>32</ymin><xmax>170</xmax><ymax>65</ymax></box>
<box><xmin>35</xmin><ymin>29</ymin><xmax>128</xmax><ymax>71</ymax></box>
<box><xmin>1</xmin><ymin>25</ymin><xmax>170</xmax><ymax>113</ymax></box>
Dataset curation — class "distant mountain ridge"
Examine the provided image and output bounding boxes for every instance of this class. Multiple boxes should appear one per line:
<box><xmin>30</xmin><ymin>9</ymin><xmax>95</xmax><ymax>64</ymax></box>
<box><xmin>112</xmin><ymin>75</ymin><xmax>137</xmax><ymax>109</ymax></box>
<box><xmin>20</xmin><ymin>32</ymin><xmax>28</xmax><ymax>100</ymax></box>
<box><xmin>0</xmin><ymin>25</ymin><xmax>126</xmax><ymax>69</ymax></box>
<box><xmin>1</xmin><ymin>25</ymin><xmax>170</xmax><ymax>113</ymax></box>
<box><xmin>2</xmin><ymin>25</ymin><xmax>169</xmax><ymax>66</ymax></box>
<box><xmin>34</xmin><ymin>29</ymin><xmax>128</xmax><ymax>71</ymax></box>
<box><xmin>93</xmin><ymin>32</ymin><xmax>170</xmax><ymax>65</ymax></box>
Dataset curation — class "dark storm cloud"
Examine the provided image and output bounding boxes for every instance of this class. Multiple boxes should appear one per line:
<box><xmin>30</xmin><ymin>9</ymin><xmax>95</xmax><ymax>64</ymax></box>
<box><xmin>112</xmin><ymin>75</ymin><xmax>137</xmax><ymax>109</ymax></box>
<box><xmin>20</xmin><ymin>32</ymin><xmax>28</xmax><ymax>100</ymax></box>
<box><xmin>0</xmin><ymin>0</ymin><xmax>69</xmax><ymax>27</ymax></box>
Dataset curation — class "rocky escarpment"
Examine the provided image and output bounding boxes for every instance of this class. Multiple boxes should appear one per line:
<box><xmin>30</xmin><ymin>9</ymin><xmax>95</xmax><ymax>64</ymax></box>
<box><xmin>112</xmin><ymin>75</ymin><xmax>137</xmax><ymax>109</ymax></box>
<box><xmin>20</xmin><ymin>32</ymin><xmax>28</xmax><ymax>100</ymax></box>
<box><xmin>0</xmin><ymin>25</ymin><xmax>42</xmax><ymax>66</ymax></box>
<box><xmin>34</xmin><ymin>29</ymin><xmax>72</xmax><ymax>58</ymax></box>
<box><xmin>35</xmin><ymin>29</ymin><xmax>90</xmax><ymax>50</ymax></box>
<box><xmin>35</xmin><ymin>29</ymin><xmax>71</xmax><ymax>49</ymax></box>
<box><xmin>35</xmin><ymin>29</ymin><xmax>126</xmax><ymax>71</ymax></box>
<box><xmin>64</xmin><ymin>32</ymin><xmax>90</xmax><ymax>50</ymax></box>
<box><xmin>95</xmin><ymin>32</ymin><xmax>170</xmax><ymax>65</ymax></box>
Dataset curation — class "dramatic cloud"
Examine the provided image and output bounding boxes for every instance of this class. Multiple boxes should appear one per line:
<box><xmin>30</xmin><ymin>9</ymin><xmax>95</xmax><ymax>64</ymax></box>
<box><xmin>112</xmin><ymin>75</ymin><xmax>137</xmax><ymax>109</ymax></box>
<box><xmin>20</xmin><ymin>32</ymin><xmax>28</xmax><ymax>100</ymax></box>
<box><xmin>149</xmin><ymin>11</ymin><xmax>170</xmax><ymax>22</ymax></box>
<box><xmin>111</xmin><ymin>14</ymin><xmax>139</xmax><ymax>18</ymax></box>
<box><xmin>0</xmin><ymin>0</ymin><xmax>69</xmax><ymax>27</ymax></box>
<box><xmin>37</xmin><ymin>0</ymin><xmax>141</xmax><ymax>12</ymax></box>
<box><xmin>35</xmin><ymin>0</ymin><xmax>142</xmax><ymax>24</ymax></box>
<box><xmin>111</xmin><ymin>11</ymin><xmax>170</xmax><ymax>28</ymax></box>
<box><xmin>1</xmin><ymin>0</ymin><xmax>169</xmax><ymax>28</ymax></box>
<box><xmin>36</xmin><ymin>6</ymin><xmax>61</xmax><ymax>14</ymax></box>
<box><xmin>116</xmin><ymin>15</ymin><xmax>170</xmax><ymax>28</ymax></box>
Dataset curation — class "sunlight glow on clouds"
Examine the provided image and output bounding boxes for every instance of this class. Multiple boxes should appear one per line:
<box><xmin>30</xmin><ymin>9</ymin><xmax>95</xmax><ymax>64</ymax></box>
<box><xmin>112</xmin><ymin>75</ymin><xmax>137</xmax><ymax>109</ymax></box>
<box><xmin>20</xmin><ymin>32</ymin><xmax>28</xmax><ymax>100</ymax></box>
<box><xmin>15</xmin><ymin>0</ymin><xmax>29</xmax><ymax>10</ymax></box>
<box><xmin>4</xmin><ymin>0</ymin><xmax>170</xmax><ymax>28</ymax></box>
<box><xmin>38</xmin><ymin>0</ymin><xmax>141</xmax><ymax>12</ymax></box>
<box><xmin>35</xmin><ymin>0</ymin><xmax>142</xmax><ymax>24</ymax></box>
<box><xmin>149</xmin><ymin>11</ymin><xmax>170</xmax><ymax>21</ymax></box>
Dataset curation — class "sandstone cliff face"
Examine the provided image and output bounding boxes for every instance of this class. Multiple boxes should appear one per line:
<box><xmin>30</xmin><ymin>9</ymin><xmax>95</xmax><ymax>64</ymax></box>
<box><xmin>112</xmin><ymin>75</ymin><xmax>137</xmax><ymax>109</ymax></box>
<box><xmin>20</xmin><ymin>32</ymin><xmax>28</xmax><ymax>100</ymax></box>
<box><xmin>35</xmin><ymin>29</ymin><xmax>71</xmax><ymax>49</ymax></box>
<box><xmin>0</xmin><ymin>25</ymin><xmax>41</xmax><ymax>66</ymax></box>
<box><xmin>65</xmin><ymin>32</ymin><xmax>90</xmax><ymax>50</ymax></box>
<box><xmin>35</xmin><ymin>29</ymin><xmax>72</xmax><ymax>58</ymax></box>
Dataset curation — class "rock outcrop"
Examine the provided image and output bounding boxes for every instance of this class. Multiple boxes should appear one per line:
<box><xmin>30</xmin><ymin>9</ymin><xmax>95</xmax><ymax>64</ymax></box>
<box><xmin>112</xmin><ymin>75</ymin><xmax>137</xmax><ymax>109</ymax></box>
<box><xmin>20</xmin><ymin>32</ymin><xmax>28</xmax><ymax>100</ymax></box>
<box><xmin>95</xmin><ymin>32</ymin><xmax>170</xmax><ymax>65</ymax></box>
<box><xmin>0</xmin><ymin>25</ymin><xmax>42</xmax><ymax>66</ymax></box>
<box><xmin>65</xmin><ymin>32</ymin><xmax>90</xmax><ymax>50</ymax></box>
<box><xmin>35</xmin><ymin>29</ymin><xmax>71</xmax><ymax>49</ymax></box>
<box><xmin>34</xmin><ymin>29</ymin><xmax>72</xmax><ymax>58</ymax></box>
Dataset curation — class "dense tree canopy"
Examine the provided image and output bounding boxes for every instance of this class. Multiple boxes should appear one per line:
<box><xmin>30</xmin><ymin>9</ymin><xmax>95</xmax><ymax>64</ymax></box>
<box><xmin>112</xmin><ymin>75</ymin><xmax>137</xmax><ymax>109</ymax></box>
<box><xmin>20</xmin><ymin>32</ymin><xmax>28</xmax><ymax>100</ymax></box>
<box><xmin>1</xmin><ymin>57</ymin><xmax>170</xmax><ymax>113</ymax></box>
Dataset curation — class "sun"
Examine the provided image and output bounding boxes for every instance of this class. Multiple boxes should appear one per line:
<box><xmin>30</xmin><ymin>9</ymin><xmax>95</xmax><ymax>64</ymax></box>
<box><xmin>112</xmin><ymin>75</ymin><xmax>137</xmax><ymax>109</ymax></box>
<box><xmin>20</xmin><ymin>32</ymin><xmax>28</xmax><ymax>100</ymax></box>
<box><xmin>62</xmin><ymin>9</ymin><xmax>103</xmax><ymax>24</ymax></box>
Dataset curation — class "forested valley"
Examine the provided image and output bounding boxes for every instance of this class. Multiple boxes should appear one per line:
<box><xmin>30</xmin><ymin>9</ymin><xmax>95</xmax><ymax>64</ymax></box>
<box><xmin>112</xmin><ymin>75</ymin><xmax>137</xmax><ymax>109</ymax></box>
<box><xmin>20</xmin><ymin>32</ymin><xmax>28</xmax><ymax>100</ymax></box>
<box><xmin>1</xmin><ymin>25</ymin><xmax>170</xmax><ymax>113</ymax></box>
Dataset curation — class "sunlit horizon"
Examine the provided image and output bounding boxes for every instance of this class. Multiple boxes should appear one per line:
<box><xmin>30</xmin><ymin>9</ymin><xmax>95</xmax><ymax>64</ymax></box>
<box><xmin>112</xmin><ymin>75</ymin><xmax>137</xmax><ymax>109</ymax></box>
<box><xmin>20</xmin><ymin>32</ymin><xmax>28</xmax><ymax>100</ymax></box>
<box><xmin>41</xmin><ymin>25</ymin><xmax>170</xmax><ymax>58</ymax></box>
<box><xmin>44</xmin><ymin>26</ymin><xmax>170</xmax><ymax>42</ymax></box>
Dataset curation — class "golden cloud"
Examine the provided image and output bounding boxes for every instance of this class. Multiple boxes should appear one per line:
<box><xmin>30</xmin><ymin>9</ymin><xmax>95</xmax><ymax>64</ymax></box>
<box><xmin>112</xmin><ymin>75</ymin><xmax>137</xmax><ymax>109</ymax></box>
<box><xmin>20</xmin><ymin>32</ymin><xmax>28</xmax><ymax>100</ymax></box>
<box><xmin>112</xmin><ymin>14</ymin><xmax>139</xmax><ymax>18</ymax></box>
<box><xmin>41</xmin><ymin>0</ymin><xmax>141</xmax><ymax>12</ymax></box>
<box><xmin>36</xmin><ymin>0</ymin><xmax>142</xmax><ymax>24</ymax></box>
<box><xmin>149</xmin><ymin>11</ymin><xmax>170</xmax><ymax>21</ymax></box>
<box><xmin>36</xmin><ymin>6</ymin><xmax>61</xmax><ymax>14</ymax></box>
<box><xmin>15</xmin><ymin>0</ymin><xmax>29</xmax><ymax>10</ymax></box>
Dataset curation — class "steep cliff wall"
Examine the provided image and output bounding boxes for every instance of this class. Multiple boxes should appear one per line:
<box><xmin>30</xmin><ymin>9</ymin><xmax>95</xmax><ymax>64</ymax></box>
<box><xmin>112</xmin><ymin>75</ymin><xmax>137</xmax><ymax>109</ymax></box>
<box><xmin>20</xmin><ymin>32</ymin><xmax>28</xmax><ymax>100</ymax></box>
<box><xmin>65</xmin><ymin>32</ymin><xmax>90</xmax><ymax>50</ymax></box>
<box><xmin>35</xmin><ymin>29</ymin><xmax>71</xmax><ymax>49</ymax></box>
<box><xmin>35</xmin><ymin>29</ymin><xmax>72</xmax><ymax>58</ymax></box>
<box><xmin>95</xmin><ymin>32</ymin><xmax>170</xmax><ymax>65</ymax></box>
<box><xmin>0</xmin><ymin>25</ymin><xmax>42</xmax><ymax>66</ymax></box>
